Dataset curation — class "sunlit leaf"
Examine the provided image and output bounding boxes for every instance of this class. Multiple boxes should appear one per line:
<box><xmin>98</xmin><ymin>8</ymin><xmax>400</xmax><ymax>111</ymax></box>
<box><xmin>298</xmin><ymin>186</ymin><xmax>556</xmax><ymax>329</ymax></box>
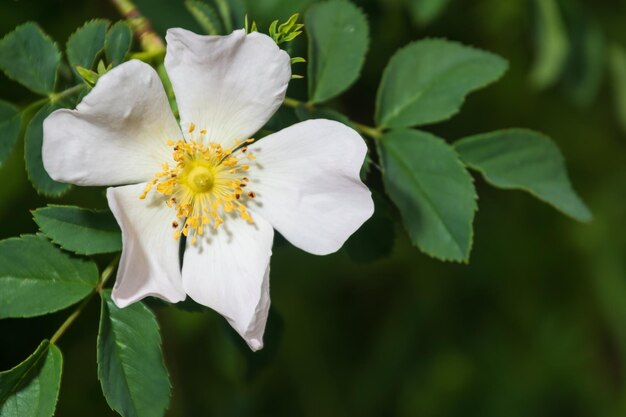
<box><xmin>455</xmin><ymin>129</ymin><xmax>591</xmax><ymax>222</ymax></box>
<box><xmin>0</xmin><ymin>340</ymin><xmax>62</xmax><ymax>417</ymax></box>
<box><xmin>0</xmin><ymin>235</ymin><xmax>98</xmax><ymax>318</ymax></box>
<box><xmin>379</xmin><ymin>129</ymin><xmax>477</xmax><ymax>262</ymax></box>
<box><xmin>306</xmin><ymin>0</ymin><xmax>369</xmax><ymax>103</ymax></box>
<box><xmin>66</xmin><ymin>19</ymin><xmax>109</xmax><ymax>76</ymax></box>
<box><xmin>33</xmin><ymin>205</ymin><xmax>122</xmax><ymax>255</ymax></box>
<box><xmin>75</xmin><ymin>66</ymin><xmax>99</xmax><ymax>86</ymax></box>
<box><xmin>529</xmin><ymin>0</ymin><xmax>569</xmax><ymax>89</ymax></box>
<box><xmin>0</xmin><ymin>100</ymin><xmax>21</xmax><ymax>168</ymax></box>
<box><xmin>98</xmin><ymin>291</ymin><xmax>171</xmax><ymax>417</ymax></box>
<box><xmin>376</xmin><ymin>39</ymin><xmax>507</xmax><ymax>128</ymax></box>
<box><xmin>105</xmin><ymin>21</ymin><xmax>133</xmax><ymax>67</ymax></box>
<box><xmin>24</xmin><ymin>104</ymin><xmax>72</xmax><ymax>197</ymax></box>
<box><xmin>0</xmin><ymin>23</ymin><xmax>60</xmax><ymax>95</ymax></box>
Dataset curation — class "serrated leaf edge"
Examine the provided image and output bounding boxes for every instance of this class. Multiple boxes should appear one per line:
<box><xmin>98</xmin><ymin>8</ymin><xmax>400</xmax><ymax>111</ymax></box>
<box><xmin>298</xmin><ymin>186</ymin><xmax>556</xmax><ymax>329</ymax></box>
<box><xmin>32</xmin><ymin>204</ymin><xmax>122</xmax><ymax>256</ymax></box>
<box><xmin>0</xmin><ymin>22</ymin><xmax>61</xmax><ymax>95</ymax></box>
<box><xmin>381</xmin><ymin>129</ymin><xmax>478</xmax><ymax>262</ymax></box>
<box><xmin>375</xmin><ymin>37</ymin><xmax>509</xmax><ymax>128</ymax></box>
<box><xmin>454</xmin><ymin>127</ymin><xmax>592</xmax><ymax>222</ymax></box>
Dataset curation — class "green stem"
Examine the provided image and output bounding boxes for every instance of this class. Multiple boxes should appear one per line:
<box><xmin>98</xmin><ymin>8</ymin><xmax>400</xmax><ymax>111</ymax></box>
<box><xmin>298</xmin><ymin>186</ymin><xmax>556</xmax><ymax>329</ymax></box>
<box><xmin>49</xmin><ymin>84</ymin><xmax>85</xmax><ymax>103</ymax></box>
<box><xmin>109</xmin><ymin>0</ymin><xmax>165</xmax><ymax>53</ymax></box>
<box><xmin>49</xmin><ymin>255</ymin><xmax>120</xmax><ymax>345</ymax></box>
<box><xmin>130</xmin><ymin>49</ymin><xmax>165</xmax><ymax>63</ymax></box>
<box><xmin>97</xmin><ymin>254</ymin><xmax>120</xmax><ymax>292</ymax></box>
<box><xmin>50</xmin><ymin>295</ymin><xmax>93</xmax><ymax>344</ymax></box>
<box><xmin>351</xmin><ymin>121</ymin><xmax>384</xmax><ymax>140</ymax></box>
<box><xmin>282</xmin><ymin>97</ymin><xmax>383</xmax><ymax>140</ymax></box>
<box><xmin>282</xmin><ymin>96</ymin><xmax>304</xmax><ymax>109</ymax></box>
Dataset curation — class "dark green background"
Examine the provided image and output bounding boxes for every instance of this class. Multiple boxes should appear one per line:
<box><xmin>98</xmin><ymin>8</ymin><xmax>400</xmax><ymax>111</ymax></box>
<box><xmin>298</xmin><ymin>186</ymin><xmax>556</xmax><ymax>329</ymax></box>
<box><xmin>2</xmin><ymin>0</ymin><xmax>626</xmax><ymax>416</ymax></box>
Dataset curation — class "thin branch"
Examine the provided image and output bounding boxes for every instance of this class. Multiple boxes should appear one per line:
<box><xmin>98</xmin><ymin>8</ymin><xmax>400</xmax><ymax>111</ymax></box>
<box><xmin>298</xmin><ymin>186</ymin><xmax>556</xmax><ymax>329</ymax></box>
<box><xmin>282</xmin><ymin>96</ymin><xmax>383</xmax><ymax>140</ymax></box>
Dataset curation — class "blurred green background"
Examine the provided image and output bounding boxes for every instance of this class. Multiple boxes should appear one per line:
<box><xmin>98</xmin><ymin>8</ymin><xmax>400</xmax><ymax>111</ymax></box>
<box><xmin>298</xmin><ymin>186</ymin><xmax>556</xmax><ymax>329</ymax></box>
<box><xmin>2</xmin><ymin>0</ymin><xmax>626</xmax><ymax>416</ymax></box>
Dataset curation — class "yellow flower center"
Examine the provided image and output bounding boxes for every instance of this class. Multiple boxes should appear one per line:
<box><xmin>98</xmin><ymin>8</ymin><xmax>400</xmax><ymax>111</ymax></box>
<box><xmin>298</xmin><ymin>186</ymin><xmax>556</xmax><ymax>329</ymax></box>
<box><xmin>139</xmin><ymin>123</ymin><xmax>257</xmax><ymax>245</ymax></box>
<box><xmin>184</xmin><ymin>162</ymin><xmax>215</xmax><ymax>194</ymax></box>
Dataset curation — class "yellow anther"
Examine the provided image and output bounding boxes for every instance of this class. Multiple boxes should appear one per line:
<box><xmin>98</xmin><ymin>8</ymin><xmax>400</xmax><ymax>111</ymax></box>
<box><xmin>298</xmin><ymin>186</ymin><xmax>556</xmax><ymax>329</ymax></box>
<box><xmin>139</xmin><ymin>130</ymin><xmax>258</xmax><ymax>243</ymax></box>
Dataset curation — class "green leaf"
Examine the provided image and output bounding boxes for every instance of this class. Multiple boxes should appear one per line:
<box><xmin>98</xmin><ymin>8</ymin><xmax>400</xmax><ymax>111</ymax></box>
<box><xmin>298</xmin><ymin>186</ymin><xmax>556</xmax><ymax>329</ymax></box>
<box><xmin>379</xmin><ymin>129</ymin><xmax>477</xmax><ymax>262</ymax></box>
<box><xmin>105</xmin><ymin>21</ymin><xmax>133</xmax><ymax>67</ymax></box>
<box><xmin>0</xmin><ymin>101</ymin><xmax>21</xmax><ymax>168</ymax></box>
<box><xmin>278</xmin><ymin>13</ymin><xmax>299</xmax><ymax>34</ymax></box>
<box><xmin>376</xmin><ymin>39</ymin><xmax>508</xmax><ymax>128</ymax></box>
<box><xmin>25</xmin><ymin>104</ymin><xmax>72</xmax><ymax>197</ymax></box>
<box><xmin>66</xmin><ymin>19</ymin><xmax>109</xmax><ymax>77</ymax></box>
<box><xmin>98</xmin><ymin>291</ymin><xmax>171</xmax><ymax>417</ymax></box>
<box><xmin>344</xmin><ymin>192</ymin><xmax>396</xmax><ymax>262</ymax></box>
<box><xmin>454</xmin><ymin>128</ymin><xmax>592</xmax><ymax>222</ymax></box>
<box><xmin>407</xmin><ymin>0</ymin><xmax>451</xmax><ymax>26</ymax></box>
<box><xmin>0</xmin><ymin>23</ymin><xmax>60</xmax><ymax>95</ymax></box>
<box><xmin>529</xmin><ymin>0</ymin><xmax>569</xmax><ymax>89</ymax></box>
<box><xmin>185</xmin><ymin>0</ymin><xmax>224</xmax><ymax>35</ymax></box>
<box><xmin>33</xmin><ymin>205</ymin><xmax>122</xmax><ymax>255</ymax></box>
<box><xmin>0</xmin><ymin>340</ymin><xmax>63</xmax><ymax>417</ymax></box>
<box><xmin>0</xmin><ymin>235</ymin><xmax>98</xmax><ymax>318</ymax></box>
<box><xmin>75</xmin><ymin>66</ymin><xmax>100</xmax><ymax>86</ymax></box>
<box><xmin>609</xmin><ymin>44</ymin><xmax>626</xmax><ymax>134</ymax></box>
<box><xmin>306</xmin><ymin>0</ymin><xmax>369</xmax><ymax>103</ymax></box>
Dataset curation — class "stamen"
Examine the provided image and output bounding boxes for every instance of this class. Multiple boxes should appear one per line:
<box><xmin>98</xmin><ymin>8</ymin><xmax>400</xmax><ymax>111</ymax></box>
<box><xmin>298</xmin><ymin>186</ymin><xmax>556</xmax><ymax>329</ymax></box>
<box><xmin>140</xmin><ymin>128</ymin><xmax>257</xmax><ymax>244</ymax></box>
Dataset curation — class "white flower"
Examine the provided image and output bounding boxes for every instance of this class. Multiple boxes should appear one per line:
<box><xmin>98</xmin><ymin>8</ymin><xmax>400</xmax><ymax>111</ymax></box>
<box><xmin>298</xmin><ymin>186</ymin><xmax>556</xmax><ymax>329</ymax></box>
<box><xmin>42</xmin><ymin>28</ymin><xmax>373</xmax><ymax>350</ymax></box>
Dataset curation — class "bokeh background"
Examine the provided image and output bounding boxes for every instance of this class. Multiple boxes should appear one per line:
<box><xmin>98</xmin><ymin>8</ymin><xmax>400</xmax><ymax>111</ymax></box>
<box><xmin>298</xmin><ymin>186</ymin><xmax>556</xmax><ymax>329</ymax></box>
<box><xmin>2</xmin><ymin>0</ymin><xmax>626</xmax><ymax>416</ymax></box>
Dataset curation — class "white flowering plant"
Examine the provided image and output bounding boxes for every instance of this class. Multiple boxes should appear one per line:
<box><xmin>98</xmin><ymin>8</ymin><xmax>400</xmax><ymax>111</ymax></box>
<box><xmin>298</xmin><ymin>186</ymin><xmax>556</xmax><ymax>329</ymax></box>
<box><xmin>0</xmin><ymin>0</ymin><xmax>590</xmax><ymax>416</ymax></box>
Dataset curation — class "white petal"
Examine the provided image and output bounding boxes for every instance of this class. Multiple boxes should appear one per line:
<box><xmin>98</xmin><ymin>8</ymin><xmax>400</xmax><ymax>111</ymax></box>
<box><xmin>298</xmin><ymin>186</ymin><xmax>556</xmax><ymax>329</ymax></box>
<box><xmin>182</xmin><ymin>214</ymin><xmax>273</xmax><ymax>351</ymax></box>
<box><xmin>164</xmin><ymin>28</ymin><xmax>291</xmax><ymax>148</ymax></box>
<box><xmin>43</xmin><ymin>60</ymin><xmax>181</xmax><ymax>186</ymax></box>
<box><xmin>245</xmin><ymin>264</ymin><xmax>271</xmax><ymax>351</ymax></box>
<box><xmin>107</xmin><ymin>183</ymin><xmax>186</xmax><ymax>307</ymax></box>
<box><xmin>247</xmin><ymin>119</ymin><xmax>374</xmax><ymax>255</ymax></box>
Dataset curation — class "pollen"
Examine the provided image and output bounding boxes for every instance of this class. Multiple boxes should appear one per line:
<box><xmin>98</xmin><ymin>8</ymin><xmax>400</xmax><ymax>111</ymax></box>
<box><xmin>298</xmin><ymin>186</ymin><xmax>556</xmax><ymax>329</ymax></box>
<box><xmin>140</xmin><ymin>129</ymin><xmax>257</xmax><ymax>244</ymax></box>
